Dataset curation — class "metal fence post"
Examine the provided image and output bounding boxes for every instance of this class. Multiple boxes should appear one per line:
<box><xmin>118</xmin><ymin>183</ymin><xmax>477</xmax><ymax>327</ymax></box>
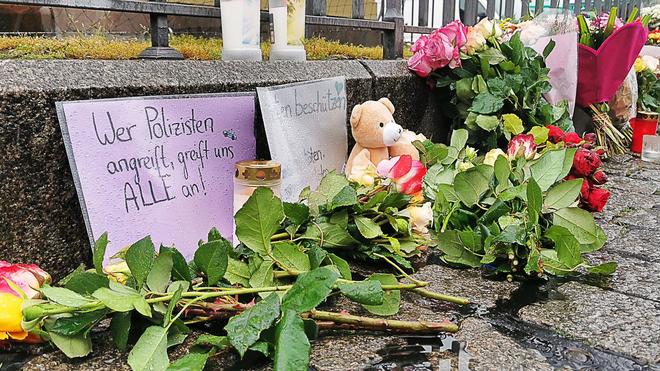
<box><xmin>139</xmin><ymin>0</ymin><xmax>184</xmax><ymax>60</ymax></box>
<box><xmin>383</xmin><ymin>0</ymin><xmax>404</xmax><ymax>59</ymax></box>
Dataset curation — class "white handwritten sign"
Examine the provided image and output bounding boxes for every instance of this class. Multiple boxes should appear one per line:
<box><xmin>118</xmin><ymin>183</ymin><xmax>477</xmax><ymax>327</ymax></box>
<box><xmin>257</xmin><ymin>77</ymin><xmax>348</xmax><ymax>201</ymax></box>
<box><xmin>56</xmin><ymin>93</ymin><xmax>256</xmax><ymax>260</ymax></box>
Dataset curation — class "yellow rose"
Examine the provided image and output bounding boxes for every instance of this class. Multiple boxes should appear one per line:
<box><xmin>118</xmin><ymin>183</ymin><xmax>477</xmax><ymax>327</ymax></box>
<box><xmin>0</xmin><ymin>292</ymin><xmax>28</xmax><ymax>342</ymax></box>
<box><xmin>483</xmin><ymin>148</ymin><xmax>506</xmax><ymax>166</ymax></box>
<box><xmin>634</xmin><ymin>57</ymin><xmax>647</xmax><ymax>73</ymax></box>
<box><xmin>407</xmin><ymin>202</ymin><xmax>433</xmax><ymax>234</ymax></box>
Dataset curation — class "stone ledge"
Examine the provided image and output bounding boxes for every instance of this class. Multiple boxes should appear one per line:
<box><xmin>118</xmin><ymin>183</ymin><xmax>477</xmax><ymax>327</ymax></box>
<box><xmin>0</xmin><ymin>59</ymin><xmax>446</xmax><ymax>278</ymax></box>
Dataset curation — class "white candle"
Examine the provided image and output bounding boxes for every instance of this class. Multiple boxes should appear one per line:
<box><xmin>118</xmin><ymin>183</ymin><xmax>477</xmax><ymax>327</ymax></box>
<box><xmin>270</xmin><ymin>6</ymin><xmax>287</xmax><ymax>48</ymax></box>
<box><xmin>221</xmin><ymin>0</ymin><xmax>244</xmax><ymax>49</ymax></box>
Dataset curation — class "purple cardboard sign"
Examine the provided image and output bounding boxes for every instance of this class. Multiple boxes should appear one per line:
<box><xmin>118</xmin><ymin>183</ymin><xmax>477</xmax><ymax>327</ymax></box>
<box><xmin>56</xmin><ymin>93</ymin><xmax>256</xmax><ymax>261</ymax></box>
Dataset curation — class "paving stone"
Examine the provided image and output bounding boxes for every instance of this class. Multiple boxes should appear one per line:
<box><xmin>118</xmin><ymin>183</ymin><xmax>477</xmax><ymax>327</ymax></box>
<box><xmin>519</xmin><ymin>281</ymin><xmax>660</xmax><ymax>364</ymax></box>
<box><xmin>453</xmin><ymin>318</ymin><xmax>553</xmax><ymax>371</ymax></box>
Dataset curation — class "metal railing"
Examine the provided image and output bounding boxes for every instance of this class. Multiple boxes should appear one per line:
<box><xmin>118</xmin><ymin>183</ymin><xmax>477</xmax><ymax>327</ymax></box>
<box><xmin>0</xmin><ymin>0</ymin><xmax>645</xmax><ymax>60</ymax></box>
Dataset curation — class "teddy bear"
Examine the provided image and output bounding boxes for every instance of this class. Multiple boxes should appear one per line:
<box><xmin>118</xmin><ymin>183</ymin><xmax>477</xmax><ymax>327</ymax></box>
<box><xmin>345</xmin><ymin>97</ymin><xmax>420</xmax><ymax>176</ymax></box>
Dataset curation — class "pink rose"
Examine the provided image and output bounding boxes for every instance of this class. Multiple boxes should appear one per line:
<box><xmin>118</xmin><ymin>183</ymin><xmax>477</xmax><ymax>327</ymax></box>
<box><xmin>507</xmin><ymin>134</ymin><xmax>537</xmax><ymax>160</ymax></box>
<box><xmin>425</xmin><ymin>32</ymin><xmax>454</xmax><ymax>68</ymax></box>
<box><xmin>410</xmin><ymin>34</ymin><xmax>429</xmax><ymax>53</ymax></box>
<box><xmin>0</xmin><ymin>261</ymin><xmax>51</xmax><ymax>299</ymax></box>
<box><xmin>407</xmin><ymin>51</ymin><xmax>435</xmax><ymax>78</ymax></box>
<box><xmin>437</xmin><ymin>20</ymin><xmax>468</xmax><ymax>48</ymax></box>
<box><xmin>377</xmin><ymin>155</ymin><xmax>427</xmax><ymax>195</ymax></box>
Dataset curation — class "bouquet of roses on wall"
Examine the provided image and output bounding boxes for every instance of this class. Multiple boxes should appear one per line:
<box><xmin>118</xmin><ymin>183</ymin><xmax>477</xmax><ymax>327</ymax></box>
<box><xmin>417</xmin><ymin>129</ymin><xmax>615</xmax><ymax>278</ymax></box>
<box><xmin>408</xmin><ymin>19</ymin><xmax>572</xmax><ymax>151</ymax></box>
<box><xmin>576</xmin><ymin>7</ymin><xmax>650</xmax><ymax>155</ymax></box>
<box><xmin>634</xmin><ymin>54</ymin><xmax>660</xmax><ymax>112</ymax></box>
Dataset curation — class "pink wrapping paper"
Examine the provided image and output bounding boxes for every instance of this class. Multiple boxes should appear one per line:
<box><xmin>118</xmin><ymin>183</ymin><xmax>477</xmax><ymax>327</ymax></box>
<box><xmin>576</xmin><ymin>22</ymin><xmax>648</xmax><ymax>107</ymax></box>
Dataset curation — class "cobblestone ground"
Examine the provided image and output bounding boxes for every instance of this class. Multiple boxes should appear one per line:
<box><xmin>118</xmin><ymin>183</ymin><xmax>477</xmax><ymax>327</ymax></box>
<box><xmin>13</xmin><ymin>155</ymin><xmax>660</xmax><ymax>371</ymax></box>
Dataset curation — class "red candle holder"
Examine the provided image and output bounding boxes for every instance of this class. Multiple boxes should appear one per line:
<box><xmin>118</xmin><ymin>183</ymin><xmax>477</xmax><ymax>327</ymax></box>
<box><xmin>630</xmin><ymin>111</ymin><xmax>659</xmax><ymax>154</ymax></box>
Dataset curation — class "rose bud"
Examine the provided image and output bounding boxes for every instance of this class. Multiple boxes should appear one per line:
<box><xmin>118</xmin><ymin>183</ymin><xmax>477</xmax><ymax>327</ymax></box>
<box><xmin>580</xmin><ymin>178</ymin><xmax>591</xmax><ymax>199</ymax></box>
<box><xmin>592</xmin><ymin>170</ymin><xmax>608</xmax><ymax>185</ymax></box>
<box><xmin>507</xmin><ymin>134</ymin><xmax>537</xmax><ymax>160</ymax></box>
<box><xmin>583</xmin><ymin>132</ymin><xmax>597</xmax><ymax>144</ymax></box>
<box><xmin>562</xmin><ymin>132</ymin><xmax>582</xmax><ymax>145</ymax></box>
<box><xmin>572</xmin><ymin>148</ymin><xmax>602</xmax><ymax>177</ymax></box>
<box><xmin>546</xmin><ymin>125</ymin><xmax>565</xmax><ymax>144</ymax></box>
<box><xmin>0</xmin><ymin>261</ymin><xmax>51</xmax><ymax>300</ymax></box>
<box><xmin>585</xmin><ymin>187</ymin><xmax>611</xmax><ymax>212</ymax></box>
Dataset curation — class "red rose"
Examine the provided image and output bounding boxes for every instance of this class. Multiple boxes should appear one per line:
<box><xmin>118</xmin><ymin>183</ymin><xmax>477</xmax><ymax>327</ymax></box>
<box><xmin>592</xmin><ymin>170</ymin><xmax>608</xmax><ymax>185</ymax></box>
<box><xmin>583</xmin><ymin>133</ymin><xmax>596</xmax><ymax>144</ymax></box>
<box><xmin>546</xmin><ymin>125</ymin><xmax>564</xmax><ymax>143</ymax></box>
<box><xmin>584</xmin><ymin>187</ymin><xmax>610</xmax><ymax>212</ymax></box>
<box><xmin>580</xmin><ymin>178</ymin><xmax>591</xmax><ymax>198</ymax></box>
<box><xmin>562</xmin><ymin>132</ymin><xmax>582</xmax><ymax>145</ymax></box>
<box><xmin>572</xmin><ymin>148</ymin><xmax>602</xmax><ymax>177</ymax></box>
<box><xmin>596</xmin><ymin>148</ymin><xmax>605</xmax><ymax>156</ymax></box>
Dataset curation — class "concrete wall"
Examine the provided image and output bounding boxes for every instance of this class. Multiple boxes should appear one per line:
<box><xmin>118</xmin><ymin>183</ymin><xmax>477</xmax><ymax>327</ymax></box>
<box><xmin>0</xmin><ymin>59</ymin><xmax>447</xmax><ymax>279</ymax></box>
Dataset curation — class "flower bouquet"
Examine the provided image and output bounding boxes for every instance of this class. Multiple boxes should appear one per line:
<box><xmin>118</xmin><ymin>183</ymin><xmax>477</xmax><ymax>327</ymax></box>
<box><xmin>418</xmin><ymin>128</ymin><xmax>615</xmax><ymax>278</ymax></box>
<box><xmin>408</xmin><ymin>19</ymin><xmax>572</xmax><ymax>151</ymax></box>
<box><xmin>576</xmin><ymin>7</ymin><xmax>650</xmax><ymax>155</ymax></box>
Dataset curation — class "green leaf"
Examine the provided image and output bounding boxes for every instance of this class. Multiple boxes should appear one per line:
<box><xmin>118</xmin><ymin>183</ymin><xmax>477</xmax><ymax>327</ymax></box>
<box><xmin>558</xmin><ymin>147</ymin><xmax>578</xmax><ymax>180</ymax></box>
<box><xmin>588</xmin><ymin>262</ymin><xmax>617</xmax><ymax>275</ymax></box>
<box><xmin>274</xmin><ymin>309</ymin><xmax>310</xmax><ymax>371</ymax></box>
<box><xmin>308</xmin><ymin>172</ymin><xmax>350</xmax><ymax>214</ymax></box>
<box><xmin>125</xmin><ymin>236</ymin><xmax>156</xmax><ymax>290</ymax></box>
<box><xmin>110</xmin><ymin>312</ymin><xmax>131</xmax><ymax>351</ymax></box>
<box><xmin>127</xmin><ymin>326</ymin><xmax>169</xmax><ymax>371</ymax></box>
<box><xmin>476</xmin><ymin>115</ymin><xmax>500</xmax><ymax>131</ymax></box>
<box><xmin>362</xmin><ymin>273</ymin><xmax>400</xmax><ymax>316</ymax></box>
<box><xmin>338</xmin><ymin>281</ymin><xmax>384</xmax><ymax>306</ymax></box>
<box><xmin>583</xmin><ymin>225</ymin><xmax>607</xmax><ymax>252</ymax></box>
<box><xmin>542</xmin><ymin>39</ymin><xmax>556</xmax><ymax>58</ymax></box>
<box><xmin>208</xmin><ymin>227</ymin><xmax>223</xmax><ymax>241</ymax></box>
<box><xmin>494</xmin><ymin>155</ymin><xmax>510</xmax><ymax>192</ymax></box>
<box><xmin>527</xmin><ymin>177</ymin><xmax>542</xmax><ymax>226</ymax></box>
<box><xmin>40</xmin><ymin>286</ymin><xmax>94</xmax><ymax>307</ymax></box>
<box><xmin>164</xmin><ymin>286</ymin><xmax>183</xmax><ymax>325</ymax></box>
<box><xmin>436</xmin><ymin>230</ymin><xmax>482</xmax><ymax>267</ymax></box>
<box><xmin>478</xmin><ymin>199</ymin><xmax>510</xmax><ymax>225</ymax></box>
<box><xmin>539</xmin><ymin>249</ymin><xmax>573</xmax><ymax>276</ymax></box>
<box><xmin>493</xmin><ymin>224</ymin><xmax>527</xmax><ymax>246</ymax></box>
<box><xmin>235</xmin><ymin>187</ymin><xmax>284</xmax><ymax>256</ymax></box>
<box><xmin>543</xmin><ymin>179</ymin><xmax>582</xmax><ymax>212</ymax></box>
<box><xmin>160</xmin><ymin>246</ymin><xmax>191</xmax><ymax>283</ymax></box>
<box><xmin>530</xmin><ymin>149</ymin><xmax>566</xmax><ymax>192</ymax></box>
<box><xmin>195</xmin><ymin>334</ymin><xmax>231</xmax><ymax>348</ymax></box>
<box><xmin>308</xmin><ymin>245</ymin><xmax>327</xmax><ymax>269</ymax></box>
<box><xmin>354</xmin><ymin>216</ymin><xmax>383</xmax><ymax>239</ymax></box>
<box><xmin>456</xmin><ymin>77</ymin><xmax>476</xmax><ymax>102</ymax></box>
<box><xmin>48</xmin><ymin>310</ymin><xmax>107</xmax><ymax>336</ymax></box>
<box><xmin>224</xmin><ymin>258</ymin><xmax>251</xmax><ymax>286</ymax></box>
<box><xmin>225</xmin><ymin>293</ymin><xmax>281</xmax><ymax>357</ymax></box>
<box><xmin>281</xmin><ymin>267</ymin><xmax>339</xmax><ymax>313</ymax></box>
<box><xmin>249</xmin><ymin>260</ymin><xmax>274</xmax><ymax>289</ymax></box>
<box><xmin>545</xmin><ymin>225</ymin><xmax>582</xmax><ymax>268</ymax></box>
<box><xmin>330</xmin><ymin>186</ymin><xmax>358</xmax><ymax>210</ymax></box>
<box><xmin>194</xmin><ymin>239</ymin><xmax>230</xmax><ymax>286</ymax></box>
<box><xmin>450</xmin><ymin>129</ymin><xmax>469</xmax><ymax>150</ymax></box>
<box><xmin>93</xmin><ymin>232</ymin><xmax>108</xmax><ymax>274</ymax></box>
<box><xmin>326</xmin><ymin>254</ymin><xmax>352</xmax><ymax>280</ymax></box>
<box><xmin>147</xmin><ymin>250</ymin><xmax>173</xmax><ymax>293</ymax></box>
<box><xmin>528</xmin><ymin>126</ymin><xmax>549</xmax><ymax>144</ymax></box>
<box><xmin>301</xmin><ymin>222</ymin><xmax>359</xmax><ymax>248</ymax></box>
<box><xmin>454</xmin><ymin>165</ymin><xmax>494</xmax><ymax>206</ymax></box>
<box><xmin>273</xmin><ymin>243</ymin><xmax>310</xmax><ymax>272</ymax></box>
<box><xmin>167</xmin><ymin>350</ymin><xmax>209</xmax><ymax>371</ymax></box>
<box><xmin>553</xmin><ymin>207</ymin><xmax>602</xmax><ymax>246</ymax></box>
<box><xmin>283</xmin><ymin>202</ymin><xmax>310</xmax><ymax>225</ymax></box>
<box><xmin>479</xmin><ymin>48</ymin><xmax>507</xmax><ymax>64</ymax></box>
<box><xmin>49</xmin><ymin>332</ymin><xmax>92</xmax><ymax>358</ymax></box>
<box><xmin>502</xmin><ymin>113</ymin><xmax>524</xmax><ymax>136</ymax></box>
<box><xmin>469</xmin><ymin>92</ymin><xmax>504</xmax><ymax>114</ymax></box>
<box><xmin>92</xmin><ymin>286</ymin><xmax>138</xmax><ymax>312</ymax></box>
<box><xmin>64</xmin><ymin>272</ymin><xmax>109</xmax><ymax>295</ymax></box>
<box><xmin>249</xmin><ymin>341</ymin><xmax>271</xmax><ymax>357</ymax></box>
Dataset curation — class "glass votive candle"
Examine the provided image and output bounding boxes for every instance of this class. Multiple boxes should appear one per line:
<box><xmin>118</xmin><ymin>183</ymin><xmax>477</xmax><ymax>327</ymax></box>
<box><xmin>641</xmin><ymin>135</ymin><xmax>660</xmax><ymax>163</ymax></box>
<box><xmin>233</xmin><ymin>160</ymin><xmax>282</xmax><ymax>245</ymax></box>
<box><xmin>220</xmin><ymin>0</ymin><xmax>263</xmax><ymax>61</ymax></box>
<box><xmin>269</xmin><ymin>0</ymin><xmax>307</xmax><ymax>61</ymax></box>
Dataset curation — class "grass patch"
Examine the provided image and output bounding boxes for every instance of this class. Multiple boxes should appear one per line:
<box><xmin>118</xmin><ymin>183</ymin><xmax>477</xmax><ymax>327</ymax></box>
<box><xmin>0</xmin><ymin>35</ymin><xmax>410</xmax><ymax>60</ymax></box>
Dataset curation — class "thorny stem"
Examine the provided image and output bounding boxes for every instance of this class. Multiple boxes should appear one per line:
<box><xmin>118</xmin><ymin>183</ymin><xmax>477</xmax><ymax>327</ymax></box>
<box><xmin>304</xmin><ymin>310</ymin><xmax>459</xmax><ymax>333</ymax></box>
<box><xmin>373</xmin><ymin>253</ymin><xmax>427</xmax><ymax>286</ymax></box>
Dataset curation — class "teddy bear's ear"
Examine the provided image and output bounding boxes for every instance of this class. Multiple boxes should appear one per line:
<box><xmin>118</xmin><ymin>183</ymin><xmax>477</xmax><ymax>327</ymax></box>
<box><xmin>378</xmin><ymin>97</ymin><xmax>395</xmax><ymax>114</ymax></box>
<box><xmin>350</xmin><ymin>104</ymin><xmax>363</xmax><ymax>128</ymax></box>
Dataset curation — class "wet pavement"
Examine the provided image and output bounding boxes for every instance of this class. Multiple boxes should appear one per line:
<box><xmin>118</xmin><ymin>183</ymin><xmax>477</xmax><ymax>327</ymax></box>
<box><xmin>6</xmin><ymin>154</ymin><xmax>660</xmax><ymax>371</ymax></box>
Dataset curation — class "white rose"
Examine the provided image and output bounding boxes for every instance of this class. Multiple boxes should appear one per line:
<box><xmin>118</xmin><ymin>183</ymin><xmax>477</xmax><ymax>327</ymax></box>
<box><xmin>407</xmin><ymin>202</ymin><xmax>433</xmax><ymax>234</ymax></box>
<box><xmin>642</xmin><ymin>55</ymin><xmax>659</xmax><ymax>72</ymax></box>
<box><xmin>474</xmin><ymin>18</ymin><xmax>502</xmax><ymax>39</ymax></box>
<box><xmin>519</xmin><ymin>23</ymin><xmax>546</xmax><ymax>45</ymax></box>
<box><xmin>483</xmin><ymin>148</ymin><xmax>506</xmax><ymax>166</ymax></box>
<box><xmin>463</xmin><ymin>29</ymin><xmax>487</xmax><ymax>55</ymax></box>
<box><xmin>457</xmin><ymin>162</ymin><xmax>475</xmax><ymax>172</ymax></box>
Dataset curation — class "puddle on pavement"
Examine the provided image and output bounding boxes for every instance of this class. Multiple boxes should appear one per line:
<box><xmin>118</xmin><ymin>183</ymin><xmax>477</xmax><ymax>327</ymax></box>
<box><xmin>365</xmin><ymin>334</ymin><xmax>470</xmax><ymax>371</ymax></box>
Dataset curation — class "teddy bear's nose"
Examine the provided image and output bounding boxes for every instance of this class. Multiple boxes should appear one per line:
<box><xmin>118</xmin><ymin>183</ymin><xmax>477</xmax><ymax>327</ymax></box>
<box><xmin>398</xmin><ymin>128</ymin><xmax>402</xmax><ymax>133</ymax></box>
